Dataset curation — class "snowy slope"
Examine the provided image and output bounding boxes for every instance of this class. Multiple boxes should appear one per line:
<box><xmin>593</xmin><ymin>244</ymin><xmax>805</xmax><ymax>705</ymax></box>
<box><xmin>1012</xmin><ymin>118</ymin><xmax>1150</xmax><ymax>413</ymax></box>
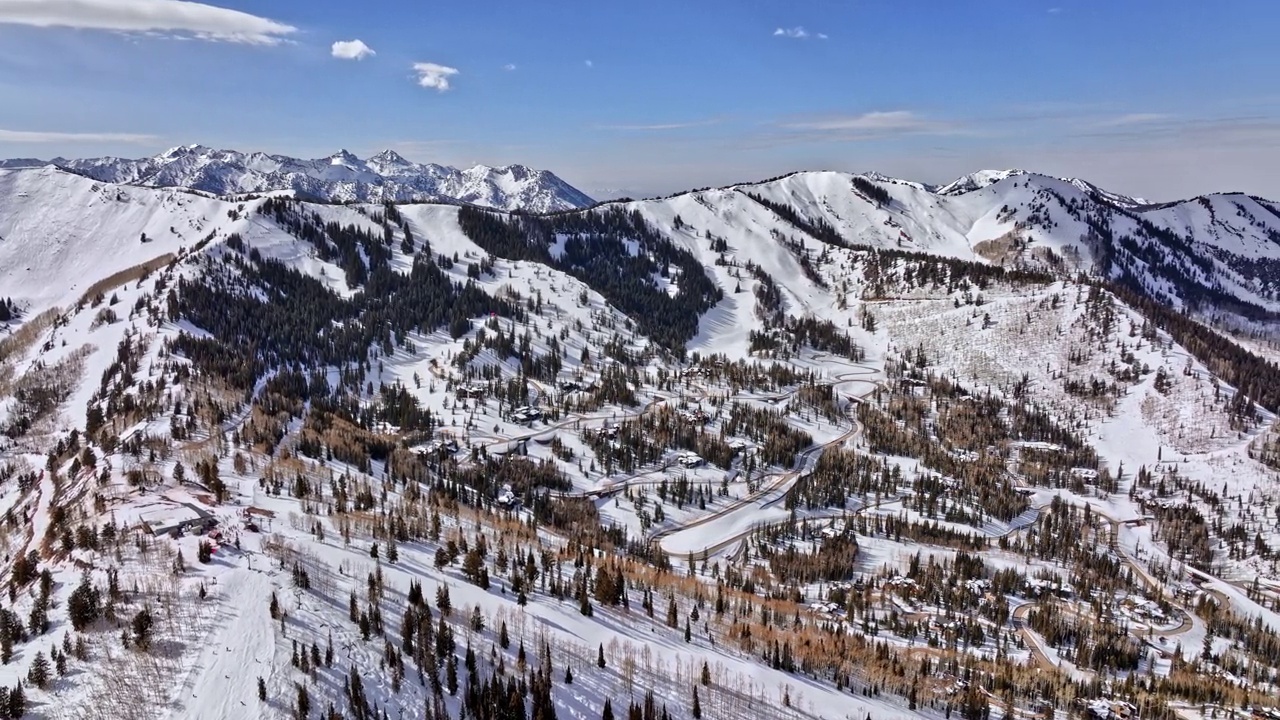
<box><xmin>0</xmin><ymin>166</ymin><xmax>253</xmax><ymax>313</ymax></box>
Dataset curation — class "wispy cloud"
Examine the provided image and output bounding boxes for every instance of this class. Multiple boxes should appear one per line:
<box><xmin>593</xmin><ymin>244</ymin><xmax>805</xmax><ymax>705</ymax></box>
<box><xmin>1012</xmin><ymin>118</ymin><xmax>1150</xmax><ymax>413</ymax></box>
<box><xmin>412</xmin><ymin>62</ymin><xmax>459</xmax><ymax>92</ymax></box>
<box><xmin>1092</xmin><ymin>113</ymin><xmax>1172</xmax><ymax>128</ymax></box>
<box><xmin>503</xmin><ymin>63</ymin><xmax>517</xmax><ymax>71</ymax></box>
<box><xmin>1048</xmin><ymin>7</ymin><xmax>1062</xmax><ymax>13</ymax></box>
<box><xmin>584</xmin><ymin>59</ymin><xmax>593</xmax><ymax>68</ymax></box>
<box><xmin>782</xmin><ymin>110</ymin><xmax>953</xmax><ymax>135</ymax></box>
<box><xmin>331</xmin><ymin>39</ymin><xmax>375</xmax><ymax>61</ymax></box>
<box><xmin>599</xmin><ymin>119</ymin><xmax>721</xmax><ymax>131</ymax></box>
<box><xmin>0</xmin><ymin>0</ymin><xmax>297</xmax><ymax>45</ymax></box>
<box><xmin>0</xmin><ymin>128</ymin><xmax>159</xmax><ymax>143</ymax></box>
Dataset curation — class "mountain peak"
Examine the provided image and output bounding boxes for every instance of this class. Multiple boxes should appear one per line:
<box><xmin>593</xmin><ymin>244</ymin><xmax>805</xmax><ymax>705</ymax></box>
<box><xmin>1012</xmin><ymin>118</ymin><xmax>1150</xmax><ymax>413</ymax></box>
<box><xmin>328</xmin><ymin>149</ymin><xmax>361</xmax><ymax>164</ymax></box>
<box><xmin>935</xmin><ymin>169</ymin><xmax>1028</xmax><ymax>196</ymax></box>
<box><xmin>370</xmin><ymin>149</ymin><xmax>411</xmax><ymax>165</ymax></box>
<box><xmin>159</xmin><ymin>144</ymin><xmax>213</xmax><ymax>160</ymax></box>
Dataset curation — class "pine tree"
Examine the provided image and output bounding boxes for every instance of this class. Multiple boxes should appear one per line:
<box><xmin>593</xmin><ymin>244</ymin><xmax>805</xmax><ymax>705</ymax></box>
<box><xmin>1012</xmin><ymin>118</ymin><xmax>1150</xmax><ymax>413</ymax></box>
<box><xmin>692</xmin><ymin>686</ymin><xmax>702</xmax><ymax>719</ymax></box>
<box><xmin>601</xmin><ymin>698</ymin><xmax>614</xmax><ymax>720</ymax></box>
<box><xmin>132</xmin><ymin>608</ymin><xmax>154</xmax><ymax>650</ymax></box>
<box><xmin>700</xmin><ymin>660</ymin><xmax>710</xmax><ymax>686</ymax></box>
<box><xmin>68</xmin><ymin>576</ymin><xmax>101</xmax><ymax>631</ymax></box>
<box><xmin>564</xmin><ymin>664</ymin><xmax>573</xmax><ymax>684</ymax></box>
<box><xmin>436</xmin><ymin>585</ymin><xmax>451</xmax><ymax>616</ymax></box>
<box><xmin>296</xmin><ymin>682</ymin><xmax>311</xmax><ymax>719</ymax></box>
<box><xmin>27</xmin><ymin>651</ymin><xmax>50</xmax><ymax>688</ymax></box>
<box><xmin>7</xmin><ymin>683</ymin><xmax>23</xmax><ymax>718</ymax></box>
<box><xmin>270</xmin><ymin>592</ymin><xmax>281</xmax><ymax>620</ymax></box>
<box><xmin>597</xmin><ymin>643</ymin><xmax>606</xmax><ymax>669</ymax></box>
<box><xmin>499</xmin><ymin>621</ymin><xmax>510</xmax><ymax>649</ymax></box>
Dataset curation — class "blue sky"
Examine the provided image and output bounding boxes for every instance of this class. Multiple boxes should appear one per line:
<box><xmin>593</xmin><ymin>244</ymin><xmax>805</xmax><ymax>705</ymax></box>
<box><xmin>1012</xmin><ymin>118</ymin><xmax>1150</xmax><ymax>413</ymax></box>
<box><xmin>1</xmin><ymin>0</ymin><xmax>1278</xmax><ymax>200</ymax></box>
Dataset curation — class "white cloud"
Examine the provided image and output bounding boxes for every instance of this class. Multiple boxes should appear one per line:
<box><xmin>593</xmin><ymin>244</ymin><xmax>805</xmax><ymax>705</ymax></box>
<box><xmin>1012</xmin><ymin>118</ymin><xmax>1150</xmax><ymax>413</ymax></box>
<box><xmin>0</xmin><ymin>0</ymin><xmax>296</xmax><ymax>45</ymax></box>
<box><xmin>412</xmin><ymin>62</ymin><xmax>459</xmax><ymax>92</ymax></box>
<box><xmin>0</xmin><ymin>128</ymin><xmax>158</xmax><ymax>143</ymax></box>
<box><xmin>584</xmin><ymin>59</ymin><xmax>593</xmax><ymax>68</ymax></box>
<box><xmin>774</xmin><ymin>27</ymin><xmax>810</xmax><ymax>39</ymax></box>
<box><xmin>331</xmin><ymin>39</ymin><xmax>374</xmax><ymax>61</ymax></box>
<box><xmin>503</xmin><ymin>63</ymin><xmax>517</xmax><ymax>71</ymax></box>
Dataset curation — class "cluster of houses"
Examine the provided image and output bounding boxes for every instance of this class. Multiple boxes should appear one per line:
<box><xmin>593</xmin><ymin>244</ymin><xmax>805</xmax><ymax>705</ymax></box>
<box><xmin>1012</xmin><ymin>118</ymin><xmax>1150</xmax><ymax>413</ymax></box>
<box><xmin>456</xmin><ymin>382</ymin><xmax>487</xmax><ymax>399</ymax></box>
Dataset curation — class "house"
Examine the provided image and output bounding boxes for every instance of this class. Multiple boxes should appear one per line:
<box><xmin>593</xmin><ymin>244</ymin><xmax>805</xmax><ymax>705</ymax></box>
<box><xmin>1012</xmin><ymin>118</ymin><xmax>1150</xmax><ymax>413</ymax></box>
<box><xmin>456</xmin><ymin>382</ymin><xmax>487</xmax><ymax>399</ymax></box>
<box><xmin>419</xmin><ymin>437</ymin><xmax>460</xmax><ymax>460</ymax></box>
<box><xmin>1083</xmin><ymin>699</ymin><xmax>1136</xmax><ymax>719</ymax></box>
<box><xmin>142</xmin><ymin>502</ymin><xmax>215</xmax><ymax>537</ymax></box>
<box><xmin>679</xmin><ymin>409</ymin><xmax>709</xmax><ymax>425</ymax></box>
<box><xmin>496</xmin><ymin>484</ymin><xmax>518</xmax><ymax>508</ymax></box>
<box><xmin>513</xmin><ymin>406</ymin><xmax>543</xmax><ymax>423</ymax></box>
<box><xmin>678</xmin><ymin>452</ymin><xmax>704</xmax><ymax>469</ymax></box>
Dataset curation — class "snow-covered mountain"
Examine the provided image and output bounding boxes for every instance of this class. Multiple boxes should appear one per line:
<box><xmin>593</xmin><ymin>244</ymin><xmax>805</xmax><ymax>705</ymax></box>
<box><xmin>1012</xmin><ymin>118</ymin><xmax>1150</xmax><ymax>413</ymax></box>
<box><xmin>5</xmin><ymin>163</ymin><xmax>1280</xmax><ymax>323</ymax></box>
<box><xmin>8</xmin><ymin>160</ymin><xmax>1280</xmax><ymax>720</ymax></box>
<box><xmin>15</xmin><ymin>145</ymin><xmax>595</xmax><ymax>213</ymax></box>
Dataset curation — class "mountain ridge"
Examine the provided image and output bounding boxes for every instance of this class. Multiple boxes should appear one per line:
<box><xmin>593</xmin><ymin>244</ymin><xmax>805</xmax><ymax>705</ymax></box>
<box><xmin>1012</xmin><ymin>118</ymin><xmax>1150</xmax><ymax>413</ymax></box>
<box><xmin>2</xmin><ymin>145</ymin><xmax>596</xmax><ymax>213</ymax></box>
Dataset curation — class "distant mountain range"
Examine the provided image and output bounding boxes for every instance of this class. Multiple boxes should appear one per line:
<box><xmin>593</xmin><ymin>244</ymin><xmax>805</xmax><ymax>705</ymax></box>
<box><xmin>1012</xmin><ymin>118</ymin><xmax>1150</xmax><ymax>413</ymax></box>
<box><xmin>0</xmin><ymin>145</ymin><xmax>595</xmax><ymax>213</ymax></box>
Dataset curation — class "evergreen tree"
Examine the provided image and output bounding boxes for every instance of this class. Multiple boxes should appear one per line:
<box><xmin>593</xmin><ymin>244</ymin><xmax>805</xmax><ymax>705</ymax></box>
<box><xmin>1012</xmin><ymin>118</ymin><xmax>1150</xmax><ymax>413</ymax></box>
<box><xmin>131</xmin><ymin>608</ymin><xmax>154</xmax><ymax>650</ymax></box>
<box><xmin>436</xmin><ymin>585</ymin><xmax>451</xmax><ymax>616</ymax></box>
<box><xmin>27</xmin><ymin>651</ymin><xmax>49</xmax><ymax>689</ymax></box>
<box><xmin>295</xmin><ymin>682</ymin><xmax>311</xmax><ymax>719</ymax></box>
<box><xmin>597</xmin><ymin>643</ymin><xmax>606</xmax><ymax>669</ymax></box>
<box><xmin>7</xmin><ymin>683</ymin><xmax>23</xmax><ymax>718</ymax></box>
<box><xmin>68</xmin><ymin>576</ymin><xmax>101</xmax><ymax>631</ymax></box>
<box><xmin>258</xmin><ymin>676</ymin><xmax>267</xmax><ymax>702</ymax></box>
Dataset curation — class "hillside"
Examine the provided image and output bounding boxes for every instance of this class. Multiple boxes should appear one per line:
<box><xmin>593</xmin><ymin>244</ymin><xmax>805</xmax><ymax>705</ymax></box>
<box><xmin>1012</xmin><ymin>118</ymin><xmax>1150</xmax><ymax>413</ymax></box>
<box><xmin>3</xmin><ymin>163</ymin><xmax>1280</xmax><ymax>719</ymax></box>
